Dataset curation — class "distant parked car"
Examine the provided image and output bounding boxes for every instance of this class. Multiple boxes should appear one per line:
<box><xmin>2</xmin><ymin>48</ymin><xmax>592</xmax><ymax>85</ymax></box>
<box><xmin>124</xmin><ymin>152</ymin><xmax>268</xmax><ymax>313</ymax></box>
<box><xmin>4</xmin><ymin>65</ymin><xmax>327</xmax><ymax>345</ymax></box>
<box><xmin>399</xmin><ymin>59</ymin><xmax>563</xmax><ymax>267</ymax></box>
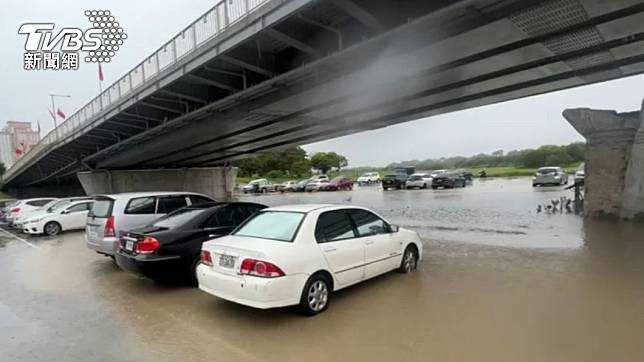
<box><xmin>197</xmin><ymin>204</ymin><xmax>422</xmax><ymax>315</ymax></box>
<box><xmin>432</xmin><ymin>173</ymin><xmax>466</xmax><ymax>189</ymax></box>
<box><xmin>322</xmin><ymin>176</ymin><xmax>353</xmax><ymax>191</ymax></box>
<box><xmin>5</xmin><ymin>198</ymin><xmax>58</xmax><ymax>226</ymax></box>
<box><xmin>458</xmin><ymin>169</ymin><xmax>474</xmax><ymax>181</ymax></box>
<box><xmin>357</xmin><ymin>172</ymin><xmax>381</xmax><ymax>185</ymax></box>
<box><xmin>293</xmin><ymin>179</ymin><xmax>309</xmax><ymax>192</ymax></box>
<box><xmin>405</xmin><ymin>173</ymin><xmax>433</xmax><ymax>189</ymax></box>
<box><xmin>574</xmin><ymin>163</ymin><xmax>585</xmax><ymax>184</ymax></box>
<box><xmin>22</xmin><ymin>199</ymin><xmax>95</xmax><ymax>236</ymax></box>
<box><xmin>116</xmin><ymin>202</ymin><xmax>266</xmax><ymax>284</ymax></box>
<box><xmin>430</xmin><ymin>170</ymin><xmax>447</xmax><ymax>178</ymax></box>
<box><xmin>305</xmin><ymin>179</ymin><xmax>329</xmax><ymax>192</ymax></box>
<box><xmin>86</xmin><ymin>192</ymin><xmax>214</xmax><ymax>258</ymax></box>
<box><xmin>0</xmin><ymin>199</ymin><xmax>17</xmax><ymax>222</ymax></box>
<box><xmin>532</xmin><ymin>167</ymin><xmax>568</xmax><ymax>187</ymax></box>
<box><xmin>382</xmin><ymin>174</ymin><xmax>408</xmax><ymax>190</ymax></box>
<box><xmin>242</xmin><ymin>179</ymin><xmax>275</xmax><ymax>194</ymax></box>
<box><xmin>13</xmin><ymin>197</ymin><xmax>93</xmax><ymax>230</ymax></box>
<box><xmin>275</xmin><ymin>180</ymin><xmax>298</xmax><ymax>192</ymax></box>
<box><xmin>310</xmin><ymin>175</ymin><xmax>329</xmax><ymax>181</ymax></box>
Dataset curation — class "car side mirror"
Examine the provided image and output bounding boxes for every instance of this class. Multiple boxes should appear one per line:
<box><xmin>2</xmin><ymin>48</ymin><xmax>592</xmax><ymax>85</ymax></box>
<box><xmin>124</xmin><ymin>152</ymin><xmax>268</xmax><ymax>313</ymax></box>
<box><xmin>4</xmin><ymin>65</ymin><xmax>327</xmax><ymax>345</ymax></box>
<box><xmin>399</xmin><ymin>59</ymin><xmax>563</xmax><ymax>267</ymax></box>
<box><xmin>389</xmin><ymin>224</ymin><xmax>399</xmax><ymax>233</ymax></box>
<box><xmin>61</xmin><ymin>210</ymin><xmax>70</xmax><ymax>214</ymax></box>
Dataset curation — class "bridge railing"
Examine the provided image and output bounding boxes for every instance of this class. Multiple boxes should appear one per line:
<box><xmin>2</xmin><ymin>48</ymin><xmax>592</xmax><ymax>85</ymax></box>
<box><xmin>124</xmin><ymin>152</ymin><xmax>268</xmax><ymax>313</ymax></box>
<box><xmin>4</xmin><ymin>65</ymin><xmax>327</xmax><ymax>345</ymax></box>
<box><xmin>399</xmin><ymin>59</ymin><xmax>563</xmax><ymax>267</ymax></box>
<box><xmin>3</xmin><ymin>0</ymin><xmax>271</xmax><ymax>183</ymax></box>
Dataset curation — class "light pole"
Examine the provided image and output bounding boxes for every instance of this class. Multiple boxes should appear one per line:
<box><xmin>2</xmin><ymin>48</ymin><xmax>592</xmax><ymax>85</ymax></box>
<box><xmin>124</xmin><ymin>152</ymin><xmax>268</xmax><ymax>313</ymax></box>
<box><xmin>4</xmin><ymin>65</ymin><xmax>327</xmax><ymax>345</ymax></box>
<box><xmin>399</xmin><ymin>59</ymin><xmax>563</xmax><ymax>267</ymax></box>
<box><xmin>49</xmin><ymin>93</ymin><xmax>71</xmax><ymax>138</ymax></box>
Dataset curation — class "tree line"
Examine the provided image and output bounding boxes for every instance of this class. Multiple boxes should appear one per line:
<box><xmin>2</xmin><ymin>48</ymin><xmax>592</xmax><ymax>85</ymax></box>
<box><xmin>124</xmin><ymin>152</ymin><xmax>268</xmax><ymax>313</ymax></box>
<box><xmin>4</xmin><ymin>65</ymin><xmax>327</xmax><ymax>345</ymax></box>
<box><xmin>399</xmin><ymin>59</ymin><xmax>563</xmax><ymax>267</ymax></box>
<box><xmin>235</xmin><ymin>147</ymin><xmax>347</xmax><ymax>178</ymax></box>
<box><xmin>386</xmin><ymin>142</ymin><xmax>586</xmax><ymax>170</ymax></box>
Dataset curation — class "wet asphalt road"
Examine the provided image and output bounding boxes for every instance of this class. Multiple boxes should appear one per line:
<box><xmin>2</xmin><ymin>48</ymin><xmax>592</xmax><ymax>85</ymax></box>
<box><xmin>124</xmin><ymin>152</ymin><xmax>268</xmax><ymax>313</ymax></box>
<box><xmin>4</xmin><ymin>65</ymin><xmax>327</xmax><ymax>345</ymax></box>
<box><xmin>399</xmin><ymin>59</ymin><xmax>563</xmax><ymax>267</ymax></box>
<box><xmin>1</xmin><ymin>178</ymin><xmax>644</xmax><ymax>362</ymax></box>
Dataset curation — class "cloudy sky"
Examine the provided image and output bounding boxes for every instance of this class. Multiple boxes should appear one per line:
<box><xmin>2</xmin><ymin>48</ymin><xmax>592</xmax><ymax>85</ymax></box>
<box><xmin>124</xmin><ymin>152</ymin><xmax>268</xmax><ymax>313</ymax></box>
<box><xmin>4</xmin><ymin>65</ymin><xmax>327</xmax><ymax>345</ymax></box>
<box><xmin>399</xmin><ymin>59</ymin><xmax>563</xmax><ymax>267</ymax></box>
<box><xmin>2</xmin><ymin>1</ymin><xmax>643</xmax><ymax>167</ymax></box>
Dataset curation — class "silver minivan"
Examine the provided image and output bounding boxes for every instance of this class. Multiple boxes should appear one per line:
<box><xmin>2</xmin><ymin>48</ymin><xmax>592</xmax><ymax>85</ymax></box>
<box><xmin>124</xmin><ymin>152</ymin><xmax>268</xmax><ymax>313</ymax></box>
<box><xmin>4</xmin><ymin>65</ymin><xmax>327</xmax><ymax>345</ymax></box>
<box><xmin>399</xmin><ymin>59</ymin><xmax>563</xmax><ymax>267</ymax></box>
<box><xmin>85</xmin><ymin>192</ymin><xmax>214</xmax><ymax>257</ymax></box>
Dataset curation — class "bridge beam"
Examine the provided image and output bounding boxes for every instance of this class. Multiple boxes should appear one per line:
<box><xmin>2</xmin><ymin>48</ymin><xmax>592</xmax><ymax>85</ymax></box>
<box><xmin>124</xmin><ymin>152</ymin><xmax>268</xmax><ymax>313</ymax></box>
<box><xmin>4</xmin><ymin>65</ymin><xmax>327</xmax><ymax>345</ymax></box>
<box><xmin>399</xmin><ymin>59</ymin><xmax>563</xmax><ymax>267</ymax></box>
<box><xmin>563</xmin><ymin>100</ymin><xmax>644</xmax><ymax>219</ymax></box>
<box><xmin>76</xmin><ymin>167</ymin><xmax>238</xmax><ymax>201</ymax></box>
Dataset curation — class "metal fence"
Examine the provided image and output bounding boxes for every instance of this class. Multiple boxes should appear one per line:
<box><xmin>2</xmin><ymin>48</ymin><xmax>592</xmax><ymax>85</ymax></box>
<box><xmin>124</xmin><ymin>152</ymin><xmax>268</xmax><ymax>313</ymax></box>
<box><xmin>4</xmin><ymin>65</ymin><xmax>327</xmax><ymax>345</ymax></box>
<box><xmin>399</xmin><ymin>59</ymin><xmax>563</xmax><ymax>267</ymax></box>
<box><xmin>4</xmin><ymin>0</ymin><xmax>271</xmax><ymax>182</ymax></box>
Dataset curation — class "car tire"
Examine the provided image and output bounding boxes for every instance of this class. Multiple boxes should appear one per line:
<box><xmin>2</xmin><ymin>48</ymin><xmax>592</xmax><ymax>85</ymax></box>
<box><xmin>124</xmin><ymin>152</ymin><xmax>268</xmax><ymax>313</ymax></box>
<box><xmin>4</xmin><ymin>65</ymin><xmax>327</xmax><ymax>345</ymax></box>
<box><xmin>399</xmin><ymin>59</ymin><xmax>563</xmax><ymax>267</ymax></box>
<box><xmin>44</xmin><ymin>221</ymin><xmax>61</xmax><ymax>236</ymax></box>
<box><xmin>298</xmin><ymin>274</ymin><xmax>331</xmax><ymax>316</ymax></box>
<box><xmin>423</xmin><ymin>183</ymin><xmax>427</xmax><ymax>189</ymax></box>
<box><xmin>398</xmin><ymin>245</ymin><xmax>419</xmax><ymax>273</ymax></box>
<box><xmin>187</xmin><ymin>256</ymin><xmax>201</xmax><ymax>286</ymax></box>
<box><xmin>432</xmin><ymin>186</ymin><xmax>438</xmax><ymax>190</ymax></box>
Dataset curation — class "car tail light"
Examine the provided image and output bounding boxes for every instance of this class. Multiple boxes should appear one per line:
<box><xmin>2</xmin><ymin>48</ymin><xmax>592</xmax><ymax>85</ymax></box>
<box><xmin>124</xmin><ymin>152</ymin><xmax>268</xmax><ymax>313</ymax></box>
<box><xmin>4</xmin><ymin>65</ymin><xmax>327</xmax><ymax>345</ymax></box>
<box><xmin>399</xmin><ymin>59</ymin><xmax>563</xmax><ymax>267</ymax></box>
<box><xmin>201</xmin><ymin>250</ymin><xmax>213</xmax><ymax>266</ymax></box>
<box><xmin>136</xmin><ymin>236</ymin><xmax>160</xmax><ymax>254</ymax></box>
<box><xmin>10</xmin><ymin>207</ymin><xmax>21</xmax><ymax>213</ymax></box>
<box><xmin>240</xmin><ymin>258</ymin><xmax>285</xmax><ymax>278</ymax></box>
<box><xmin>104</xmin><ymin>216</ymin><xmax>116</xmax><ymax>237</ymax></box>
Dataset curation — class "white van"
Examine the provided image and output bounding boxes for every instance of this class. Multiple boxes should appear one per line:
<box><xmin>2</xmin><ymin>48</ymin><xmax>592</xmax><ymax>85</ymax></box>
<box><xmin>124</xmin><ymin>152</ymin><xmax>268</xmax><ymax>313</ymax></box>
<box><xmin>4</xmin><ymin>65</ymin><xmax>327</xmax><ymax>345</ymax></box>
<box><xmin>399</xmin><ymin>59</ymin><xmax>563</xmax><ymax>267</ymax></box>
<box><xmin>85</xmin><ymin>192</ymin><xmax>214</xmax><ymax>257</ymax></box>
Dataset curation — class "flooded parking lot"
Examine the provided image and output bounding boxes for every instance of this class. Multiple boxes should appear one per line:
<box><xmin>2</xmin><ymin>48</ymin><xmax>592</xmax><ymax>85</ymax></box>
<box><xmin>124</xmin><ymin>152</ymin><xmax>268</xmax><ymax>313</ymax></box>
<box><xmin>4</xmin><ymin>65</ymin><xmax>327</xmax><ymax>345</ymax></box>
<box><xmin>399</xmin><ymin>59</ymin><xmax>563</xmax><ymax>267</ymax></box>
<box><xmin>1</xmin><ymin>178</ymin><xmax>644</xmax><ymax>361</ymax></box>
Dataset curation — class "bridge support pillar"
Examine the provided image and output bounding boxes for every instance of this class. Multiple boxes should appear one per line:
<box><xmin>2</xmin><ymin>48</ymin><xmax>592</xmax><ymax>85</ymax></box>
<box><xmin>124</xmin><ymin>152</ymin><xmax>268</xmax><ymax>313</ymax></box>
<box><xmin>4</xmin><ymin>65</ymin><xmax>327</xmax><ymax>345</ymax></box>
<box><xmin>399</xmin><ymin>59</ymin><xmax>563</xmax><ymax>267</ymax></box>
<box><xmin>77</xmin><ymin>167</ymin><xmax>238</xmax><ymax>201</ymax></box>
<box><xmin>563</xmin><ymin>100</ymin><xmax>644</xmax><ymax>219</ymax></box>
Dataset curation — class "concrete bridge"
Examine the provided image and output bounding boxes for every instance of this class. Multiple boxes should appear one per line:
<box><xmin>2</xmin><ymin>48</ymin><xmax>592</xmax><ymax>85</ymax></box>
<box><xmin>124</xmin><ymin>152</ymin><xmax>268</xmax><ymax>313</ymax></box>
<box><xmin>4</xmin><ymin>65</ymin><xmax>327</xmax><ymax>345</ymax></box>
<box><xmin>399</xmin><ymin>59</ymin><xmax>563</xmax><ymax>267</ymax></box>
<box><xmin>3</xmin><ymin>0</ymin><xmax>644</xmax><ymax>215</ymax></box>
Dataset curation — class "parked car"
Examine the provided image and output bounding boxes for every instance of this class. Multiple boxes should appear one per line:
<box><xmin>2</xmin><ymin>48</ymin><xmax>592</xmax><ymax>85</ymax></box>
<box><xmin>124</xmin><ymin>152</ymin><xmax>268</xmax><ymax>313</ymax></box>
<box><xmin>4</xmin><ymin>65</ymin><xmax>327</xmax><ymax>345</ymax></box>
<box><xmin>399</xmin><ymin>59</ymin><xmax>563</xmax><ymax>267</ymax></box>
<box><xmin>22</xmin><ymin>199</ymin><xmax>95</xmax><ymax>236</ymax></box>
<box><xmin>431</xmin><ymin>173</ymin><xmax>466</xmax><ymax>189</ymax></box>
<box><xmin>322</xmin><ymin>176</ymin><xmax>353</xmax><ymax>191</ymax></box>
<box><xmin>458</xmin><ymin>169</ymin><xmax>474</xmax><ymax>181</ymax></box>
<box><xmin>0</xmin><ymin>199</ymin><xmax>17</xmax><ymax>221</ymax></box>
<box><xmin>574</xmin><ymin>163</ymin><xmax>585</xmax><ymax>184</ymax></box>
<box><xmin>5</xmin><ymin>198</ymin><xmax>58</xmax><ymax>226</ymax></box>
<box><xmin>242</xmin><ymin>179</ymin><xmax>275</xmax><ymax>194</ymax></box>
<box><xmin>86</xmin><ymin>192</ymin><xmax>214</xmax><ymax>258</ymax></box>
<box><xmin>382</xmin><ymin>174</ymin><xmax>408</xmax><ymax>190</ymax></box>
<box><xmin>430</xmin><ymin>169</ymin><xmax>447</xmax><ymax>178</ymax></box>
<box><xmin>405</xmin><ymin>173</ymin><xmax>433</xmax><ymax>189</ymax></box>
<box><xmin>197</xmin><ymin>204</ymin><xmax>422</xmax><ymax>315</ymax></box>
<box><xmin>293</xmin><ymin>179</ymin><xmax>310</xmax><ymax>192</ymax></box>
<box><xmin>275</xmin><ymin>180</ymin><xmax>298</xmax><ymax>192</ymax></box>
<box><xmin>116</xmin><ymin>202</ymin><xmax>267</xmax><ymax>284</ymax></box>
<box><xmin>532</xmin><ymin>167</ymin><xmax>568</xmax><ymax>187</ymax></box>
<box><xmin>393</xmin><ymin>167</ymin><xmax>415</xmax><ymax>175</ymax></box>
<box><xmin>13</xmin><ymin>197</ymin><xmax>93</xmax><ymax>230</ymax></box>
<box><xmin>305</xmin><ymin>179</ymin><xmax>329</xmax><ymax>192</ymax></box>
<box><xmin>356</xmin><ymin>172</ymin><xmax>380</xmax><ymax>185</ymax></box>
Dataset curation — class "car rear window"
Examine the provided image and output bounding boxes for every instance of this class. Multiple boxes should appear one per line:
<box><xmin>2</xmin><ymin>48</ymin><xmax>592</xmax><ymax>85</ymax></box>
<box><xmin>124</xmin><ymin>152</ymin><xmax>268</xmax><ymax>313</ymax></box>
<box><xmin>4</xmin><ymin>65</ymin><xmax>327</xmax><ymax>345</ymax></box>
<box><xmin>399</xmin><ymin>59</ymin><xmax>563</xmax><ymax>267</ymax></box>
<box><xmin>152</xmin><ymin>208</ymin><xmax>208</xmax><ymax>229</ymax></box>
<box><xmin>234</xmin><ymin>211</ymin><xmax>304</xmax><ymax>242</ymax></box>
<box><xmin>157</xmin><ymin>196</ymin><xmax>187</xmax><ymax>214</ymax></box>
<box><xmin>91</xmin><ymin>198</ymin><xmax>114</xmax><ymax>218</ymax></box>
<box><xmin>538</xmin><ymin>168</ymin><xmax>558</xmax><ymax>174</ymax></box>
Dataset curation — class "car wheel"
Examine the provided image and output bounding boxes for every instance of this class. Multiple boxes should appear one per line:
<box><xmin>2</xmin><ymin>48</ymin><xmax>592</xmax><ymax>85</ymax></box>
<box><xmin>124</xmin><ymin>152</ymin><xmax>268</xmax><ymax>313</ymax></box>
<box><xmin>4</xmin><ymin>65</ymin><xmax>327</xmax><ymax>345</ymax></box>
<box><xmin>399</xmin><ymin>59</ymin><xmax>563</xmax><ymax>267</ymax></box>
<box><xmin>423</xmin><ymin>183</ymin><xmax>427</xmax><ymax>189</ymax></box>
<box><xmin>398</xmin><ymin>245</ymin><xmax>418</xmax><ymax>273</ymax></box>
<box><xmin>44</xmin><ymin>221</ymin><xmax>61</xmax><ymax>236</ymax></box>
<box><xmin>299</xmin><ymin>274</ymin><xmax>331</xmax><ymax>316</ymax></box>
<box><xmin>188</xmin><ymin>256</ymin><xmax>201</xmax><ymax>286</ymax></box>
<box><xmin>432</xmin><ymin>186</ymin><xmax>438</xmax><ymax>190</ymax></box>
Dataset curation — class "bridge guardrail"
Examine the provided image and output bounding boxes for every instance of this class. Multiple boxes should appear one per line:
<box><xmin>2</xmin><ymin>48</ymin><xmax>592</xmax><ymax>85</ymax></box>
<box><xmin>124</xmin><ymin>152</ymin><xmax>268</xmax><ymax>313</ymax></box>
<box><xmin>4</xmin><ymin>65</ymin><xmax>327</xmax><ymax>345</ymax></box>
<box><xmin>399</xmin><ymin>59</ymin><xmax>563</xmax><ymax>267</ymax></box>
<box><xmin>3</xmin><ymin>0</ymin><xmax>270</xmax><ymax>183</ymax></box>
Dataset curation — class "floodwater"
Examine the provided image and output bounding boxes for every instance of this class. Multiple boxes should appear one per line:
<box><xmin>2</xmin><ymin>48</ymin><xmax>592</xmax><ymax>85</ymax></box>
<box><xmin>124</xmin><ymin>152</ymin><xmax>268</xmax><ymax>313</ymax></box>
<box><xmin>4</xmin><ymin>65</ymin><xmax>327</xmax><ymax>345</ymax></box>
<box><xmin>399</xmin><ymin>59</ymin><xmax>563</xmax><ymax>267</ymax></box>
<box><xmin>1</xmin><ymin>178</ymin><xmax>643</xmax><ymax>362</ymax></box>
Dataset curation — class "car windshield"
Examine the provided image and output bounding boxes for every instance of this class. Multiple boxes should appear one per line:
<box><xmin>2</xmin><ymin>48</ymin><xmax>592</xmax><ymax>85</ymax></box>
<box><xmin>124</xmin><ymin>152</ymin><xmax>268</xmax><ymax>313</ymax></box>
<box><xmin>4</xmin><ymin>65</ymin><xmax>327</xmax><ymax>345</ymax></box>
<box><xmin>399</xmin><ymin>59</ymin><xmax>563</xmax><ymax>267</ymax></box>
<box><xmin>90</xmin><ymin>198</ymin><xmax>114</xmax><ymax>218</ymax></box>
<box><xmin>538</xmin><ymin>168</ymin><xmax>558</xmax><ymax>174</ymax></box>
<box><xmin>234</xmin><ymin>211</ymin><xmax>304</xmax><ymax>242</ymax></box>
<box><xmin>384</xmin><ymin>175</ymin><xmax>397</xmax><ymax>179</ymax></box>
<box><xmin>409</xmin><ymin>175</ymin><xmax>423</xmax><ymax>181</ymax></box>
<box><xmin>151</xmin><ymin>208</ymin><xmax>208</xmax><ymax>229</ymax></box>
<box><xmin>47</xmin><ymin>200</ymin><xmax>73</xmax><ymax>213</ymax></box>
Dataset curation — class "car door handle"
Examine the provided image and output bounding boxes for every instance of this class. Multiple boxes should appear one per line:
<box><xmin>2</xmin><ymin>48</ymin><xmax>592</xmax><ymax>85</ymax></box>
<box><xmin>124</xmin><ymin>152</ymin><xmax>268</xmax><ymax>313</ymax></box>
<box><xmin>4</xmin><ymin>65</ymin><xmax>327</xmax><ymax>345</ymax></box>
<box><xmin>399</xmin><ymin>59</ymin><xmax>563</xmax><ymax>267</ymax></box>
<box><xmin>323</xmin><ymin>247</ymin><xmax>337</xmax><ymax>252</ymax></box>
<box><xmin>364</xmin><ymin>241</ymin><xmax>375</xmax><ymax>246</ymax></box>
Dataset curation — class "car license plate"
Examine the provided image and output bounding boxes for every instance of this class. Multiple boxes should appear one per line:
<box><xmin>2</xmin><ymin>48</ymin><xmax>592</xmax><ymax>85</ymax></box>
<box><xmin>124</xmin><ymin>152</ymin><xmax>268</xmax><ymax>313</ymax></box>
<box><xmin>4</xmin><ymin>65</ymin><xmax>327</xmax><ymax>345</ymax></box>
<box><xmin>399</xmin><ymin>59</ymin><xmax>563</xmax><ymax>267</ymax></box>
<box><xmin>219</xmin><ymin>254</ymin><xmax>236</xmax><ymax>269</ymax></box>
<box><xmin>125</xmin><ymin>240</ymin><xmax>134</xmax><ymax>251</ymax></box>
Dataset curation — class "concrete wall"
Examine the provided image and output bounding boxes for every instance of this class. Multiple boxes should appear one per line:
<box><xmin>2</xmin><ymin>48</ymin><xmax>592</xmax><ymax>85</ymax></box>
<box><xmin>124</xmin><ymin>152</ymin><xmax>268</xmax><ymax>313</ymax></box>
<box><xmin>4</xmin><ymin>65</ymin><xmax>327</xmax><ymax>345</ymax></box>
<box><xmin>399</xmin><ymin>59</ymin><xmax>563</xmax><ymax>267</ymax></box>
<box><xmin>77</xmin><ymin>167</ymin><xmax>237</xmax><ymax>201</ymax></box>
<box><xmin>563</xmin><ymin>101</ymin><xmax>644</xmax><ymax>219</ymax></box>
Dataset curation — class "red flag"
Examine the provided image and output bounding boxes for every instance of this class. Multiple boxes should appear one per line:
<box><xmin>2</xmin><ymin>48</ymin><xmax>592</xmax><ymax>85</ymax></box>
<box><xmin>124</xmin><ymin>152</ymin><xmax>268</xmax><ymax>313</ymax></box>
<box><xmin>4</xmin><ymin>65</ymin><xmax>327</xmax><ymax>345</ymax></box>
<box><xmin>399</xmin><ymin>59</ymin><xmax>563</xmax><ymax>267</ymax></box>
<box><xmin>56</xmin><ymin>108</ymin><xmax>66</xmax><ymax>119</ymax></box>
<box><xmin>15</xmin><ymin>148</ymin><xmax>23</xmax><ymax>156</ymax></box>
<box><xmin>98</xmin><ymin>63</ymin><xmax>104</xmax><ymax>81</ymax></box>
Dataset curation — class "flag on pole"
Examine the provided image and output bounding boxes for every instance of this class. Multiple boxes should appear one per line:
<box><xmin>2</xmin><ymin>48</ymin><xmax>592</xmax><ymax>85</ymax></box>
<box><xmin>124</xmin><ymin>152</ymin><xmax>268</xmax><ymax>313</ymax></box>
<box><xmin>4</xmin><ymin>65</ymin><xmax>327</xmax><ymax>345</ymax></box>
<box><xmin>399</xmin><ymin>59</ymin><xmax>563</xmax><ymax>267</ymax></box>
<box><xmin>98</xmin><ymin>62</ymin><xmax>104</xmax><ymax>81</ymax></box>
<box><xmin>37</xmin><ymin>120</ymin><xmax>41</xmax><ymax>135</ymax></box>
<box><xmin>49</xmin><ymin>109</ymin><xmax>55</xmax><ymax>119</ymax></box>
<box><xmin>56</xmin><ymin>108</ymin><xmax>66</xmax><ymax>119</ymax></box>
<box><xmin>15</xmin><ymin>148</ymin><xmax>23</xmax><ymax>156</ymax></box>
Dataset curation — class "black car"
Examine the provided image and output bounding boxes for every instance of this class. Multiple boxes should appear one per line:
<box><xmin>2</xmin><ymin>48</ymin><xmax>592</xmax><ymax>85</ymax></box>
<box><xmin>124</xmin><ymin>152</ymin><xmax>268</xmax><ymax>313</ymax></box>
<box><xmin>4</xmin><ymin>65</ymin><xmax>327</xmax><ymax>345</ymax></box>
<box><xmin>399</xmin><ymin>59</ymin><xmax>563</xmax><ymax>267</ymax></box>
<box><xmin>382</xmin><ymin>174</ymin><xmax>408</xmax><ymax>190</ymax></box>
<box><xmin>115</xmin><ymin>202</ymin><xmax>267</xmax><ymax>284</ymax></box>
<box><xmin>432</xmin><ymin>173</ymin><xmax>466</xmax><ymax>189</ymax></box>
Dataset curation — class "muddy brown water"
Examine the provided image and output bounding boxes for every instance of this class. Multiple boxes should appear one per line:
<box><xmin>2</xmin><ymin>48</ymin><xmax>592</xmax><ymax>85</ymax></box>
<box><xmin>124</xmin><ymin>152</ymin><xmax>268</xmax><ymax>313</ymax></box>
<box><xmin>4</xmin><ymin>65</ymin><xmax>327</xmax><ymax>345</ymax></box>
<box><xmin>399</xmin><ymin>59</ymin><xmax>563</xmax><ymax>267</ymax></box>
<box><xmin>1</xmin><ymin>178</ymin><xmax>643</xmax><ymax>361</ymax></box>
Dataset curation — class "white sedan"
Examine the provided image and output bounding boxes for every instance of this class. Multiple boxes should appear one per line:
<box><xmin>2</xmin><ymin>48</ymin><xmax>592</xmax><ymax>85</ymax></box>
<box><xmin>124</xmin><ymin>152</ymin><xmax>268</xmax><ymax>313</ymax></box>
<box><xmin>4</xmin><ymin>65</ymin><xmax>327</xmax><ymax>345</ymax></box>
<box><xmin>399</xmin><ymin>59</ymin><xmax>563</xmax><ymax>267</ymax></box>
<box><xmin>22</xmin><ymin>200</ymin><xmax>94</xmax><ymax>236</ymax></box>
<box><xmin>197</xmin><ymin>204</ymin><xmax>422</xmax><ymax>315</ymax></box>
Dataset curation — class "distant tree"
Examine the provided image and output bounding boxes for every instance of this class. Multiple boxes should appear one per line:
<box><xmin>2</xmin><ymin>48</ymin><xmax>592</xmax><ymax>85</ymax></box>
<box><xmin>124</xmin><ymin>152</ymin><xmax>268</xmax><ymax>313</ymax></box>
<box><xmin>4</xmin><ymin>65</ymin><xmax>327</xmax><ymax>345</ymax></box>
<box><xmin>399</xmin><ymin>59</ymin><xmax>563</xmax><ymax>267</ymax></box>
<box><xmin>492</xmin><ymin>149</ymin><xmax>504</xmax><ymax>157</ymax></box>
<box><xmin>310</xmin><ymin>152</ymin><xmax>347</xmax><ymax>174</ymax></box>
<box><xmin>235</xmin><ymin>147</ymin><xmax>311</xmax><ymax>178</ymax></box>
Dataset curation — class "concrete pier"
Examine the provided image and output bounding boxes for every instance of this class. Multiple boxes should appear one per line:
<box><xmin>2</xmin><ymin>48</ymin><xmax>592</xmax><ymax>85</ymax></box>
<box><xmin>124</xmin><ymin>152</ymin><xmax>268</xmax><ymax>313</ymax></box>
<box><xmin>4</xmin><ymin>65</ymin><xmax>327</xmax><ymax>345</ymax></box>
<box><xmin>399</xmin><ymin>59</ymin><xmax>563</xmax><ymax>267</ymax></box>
<box><xmin>77</xmin><ymin>167</ymin><xmax>238</xmax><ymax>201</ymax></box>
<box><xmin>563</xmin><ymin>100</ymin><xmax>644</xmax><ymax>219</ymax></box>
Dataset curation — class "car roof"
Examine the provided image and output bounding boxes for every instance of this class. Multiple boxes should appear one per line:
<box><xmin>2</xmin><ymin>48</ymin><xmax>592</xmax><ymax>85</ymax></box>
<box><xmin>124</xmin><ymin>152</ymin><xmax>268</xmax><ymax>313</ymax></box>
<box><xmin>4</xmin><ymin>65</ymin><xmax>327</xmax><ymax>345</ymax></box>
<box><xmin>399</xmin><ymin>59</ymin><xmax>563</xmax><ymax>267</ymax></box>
<box><xmin>262</xmin><ymin>204</ymin><xmax>366</xmax><ymax>213</ymax></box>
<box><xmin>17</xmin><ymin>197</ymin><xmax>59</xmax><ymax>203</ymax></box>
<box><xmin>93</xmin><ymin>191</ymin><xmax>207</xmax><ymax>199</ymax></box>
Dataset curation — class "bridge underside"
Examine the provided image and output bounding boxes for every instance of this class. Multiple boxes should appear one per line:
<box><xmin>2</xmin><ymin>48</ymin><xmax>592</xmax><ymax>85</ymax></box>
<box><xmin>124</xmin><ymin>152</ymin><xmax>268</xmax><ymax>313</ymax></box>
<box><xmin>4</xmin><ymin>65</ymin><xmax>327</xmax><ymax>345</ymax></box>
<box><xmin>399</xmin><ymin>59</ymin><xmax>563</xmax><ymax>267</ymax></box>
<box><xmin>5</xmin><ymin>0</ymin><xmax>644</xmax><ymax>191</ymax></box>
